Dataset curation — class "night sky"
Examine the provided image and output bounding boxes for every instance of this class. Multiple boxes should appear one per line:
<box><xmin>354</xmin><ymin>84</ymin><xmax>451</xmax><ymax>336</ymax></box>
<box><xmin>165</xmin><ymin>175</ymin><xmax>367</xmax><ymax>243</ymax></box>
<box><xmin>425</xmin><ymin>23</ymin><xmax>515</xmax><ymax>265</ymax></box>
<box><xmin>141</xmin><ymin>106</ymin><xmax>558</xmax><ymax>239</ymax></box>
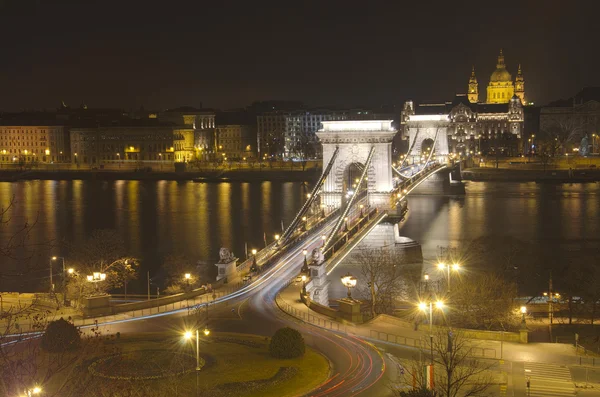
<box><xmin>1</xmin><ymin>0</ymin><xmax>598</xmax><ymax>111</ymax></box>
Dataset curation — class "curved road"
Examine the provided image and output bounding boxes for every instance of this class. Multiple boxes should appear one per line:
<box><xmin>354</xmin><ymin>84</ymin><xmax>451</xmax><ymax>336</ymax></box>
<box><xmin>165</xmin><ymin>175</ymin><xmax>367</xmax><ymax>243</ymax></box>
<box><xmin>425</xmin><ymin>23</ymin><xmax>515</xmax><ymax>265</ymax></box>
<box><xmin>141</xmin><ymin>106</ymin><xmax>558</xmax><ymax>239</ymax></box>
<box><xmin>106</xmin><ymin>235</ymin><xmax>389</xmax><ymax>396</ymax></box>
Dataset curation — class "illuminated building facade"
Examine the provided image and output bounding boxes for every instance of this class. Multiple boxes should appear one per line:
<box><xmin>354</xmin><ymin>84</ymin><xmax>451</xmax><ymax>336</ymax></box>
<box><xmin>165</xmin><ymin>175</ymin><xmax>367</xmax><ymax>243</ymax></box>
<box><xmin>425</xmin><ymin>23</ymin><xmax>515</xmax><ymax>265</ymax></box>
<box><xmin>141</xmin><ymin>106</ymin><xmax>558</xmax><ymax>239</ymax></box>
<box><xmin>402</xmin><ymin>94</ymin><xmax>524</xmax><ymax>157</ymax></box>
<box><xmin>215</xmin><ymin>125</ymin><xmax>254</xmax><ymax>160</ymax></box>
<box><xmin>468</xmin><ymin>49</ymin><xmax>526</xmax><ymax>105</ymax></box>
<box><xmin>0</xmin><ymin>124</ymin><xmax>69</xmax><ymax>163</ymax></box>
<box><xmin>257</xmin><ymin>109</ymin><xmax>387</xmax><ymax>159</ymax></box>
<box><xmin>70</xmin><ymin>122</ymin><xmax>176</xmax><ymax>165</ymax></box>
<box><xmin>540</xmin><ymin>87</ymin><xmax>600</xmax><ymax>153</ymax></box>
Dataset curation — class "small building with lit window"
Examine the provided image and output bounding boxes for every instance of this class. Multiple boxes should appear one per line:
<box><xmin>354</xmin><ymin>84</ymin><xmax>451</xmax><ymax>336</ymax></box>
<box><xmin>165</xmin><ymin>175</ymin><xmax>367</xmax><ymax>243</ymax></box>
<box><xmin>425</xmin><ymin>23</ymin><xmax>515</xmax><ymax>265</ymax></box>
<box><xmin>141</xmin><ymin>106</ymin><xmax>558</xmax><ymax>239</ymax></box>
<box><xmin>0</xmin><ymin>124</ymin><xmax>69</xmax><ymax>164</ymax></box>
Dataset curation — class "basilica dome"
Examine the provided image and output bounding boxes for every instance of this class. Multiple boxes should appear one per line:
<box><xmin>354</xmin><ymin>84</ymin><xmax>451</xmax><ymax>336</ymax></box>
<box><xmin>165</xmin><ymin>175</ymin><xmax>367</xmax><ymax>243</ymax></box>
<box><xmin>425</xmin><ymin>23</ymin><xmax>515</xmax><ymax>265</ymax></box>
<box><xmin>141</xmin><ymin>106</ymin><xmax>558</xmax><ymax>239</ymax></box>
<box><xmin>490</xmin><ymin>67</ymin><xmax>512</xmax><ymax>82</ymax></box>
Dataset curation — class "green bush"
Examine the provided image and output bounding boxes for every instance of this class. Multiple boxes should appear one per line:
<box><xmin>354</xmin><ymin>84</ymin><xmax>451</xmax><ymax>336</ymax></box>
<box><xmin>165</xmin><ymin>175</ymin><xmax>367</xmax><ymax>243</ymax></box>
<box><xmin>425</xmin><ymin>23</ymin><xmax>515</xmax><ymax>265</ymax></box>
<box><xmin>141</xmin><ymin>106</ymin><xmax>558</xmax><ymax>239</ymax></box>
<box><xmin>269</xmin><ymin>327</ymin><xmax>305</xmax><ymax>359</ymax></box>
<box><xmin>41</xmin><ymin>318</ymin><xmax>81</xmax><ymax>352</ymax></box>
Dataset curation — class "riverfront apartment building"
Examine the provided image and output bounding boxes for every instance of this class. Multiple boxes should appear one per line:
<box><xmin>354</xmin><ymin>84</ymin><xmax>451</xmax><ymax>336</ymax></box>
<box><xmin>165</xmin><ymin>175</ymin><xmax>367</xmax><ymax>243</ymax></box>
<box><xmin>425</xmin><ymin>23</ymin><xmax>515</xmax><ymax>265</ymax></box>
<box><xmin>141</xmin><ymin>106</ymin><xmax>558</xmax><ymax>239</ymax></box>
<box><xmin>257</xmin><ymin>109</ymin><xmax>381</xmax><ymax>159</ymax></box>
<box><xmin>0</xmin><ymin>124</ymin><xmax>69</xmax><ymax>164</ymax></box>
<box><xmin>540</xmin><ymin>87</ymin><xmax>600</xmax><ymax>153</ymax></box>
<box><xmin>69</xmin><ymin>122</ymin><xmax>181</xmax><ymax>165</ymax></box>
<box><xmin>215</xmin><ymin>125</ymin><xmax>253</xmax><ymax>160</ymax></box>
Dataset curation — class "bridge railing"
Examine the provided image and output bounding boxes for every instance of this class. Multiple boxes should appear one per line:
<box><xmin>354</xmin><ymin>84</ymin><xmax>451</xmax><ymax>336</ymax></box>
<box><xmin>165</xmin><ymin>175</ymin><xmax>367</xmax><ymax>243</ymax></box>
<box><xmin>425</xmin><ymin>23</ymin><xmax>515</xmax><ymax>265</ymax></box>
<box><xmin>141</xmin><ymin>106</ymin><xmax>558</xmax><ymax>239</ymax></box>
<box><xmin>389</xmin><ymin>162</ymin><xmax>445</xmax><ymax>206</ymax></box>
<box><xmin>235</xmin><ymin>207</ymin><xmax>341</xmax><ymax>275</ymax></box>
<box><xmin>321</xmin><ymin>207</ymin><xmax>379</xmax><ymax>262</ymax></box>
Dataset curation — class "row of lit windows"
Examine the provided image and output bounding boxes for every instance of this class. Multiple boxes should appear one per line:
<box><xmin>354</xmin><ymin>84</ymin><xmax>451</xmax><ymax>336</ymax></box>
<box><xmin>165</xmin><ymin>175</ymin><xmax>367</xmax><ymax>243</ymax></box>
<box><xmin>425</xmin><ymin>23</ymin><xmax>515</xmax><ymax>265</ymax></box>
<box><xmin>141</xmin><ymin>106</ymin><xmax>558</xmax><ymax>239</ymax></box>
<box><xmin>0</xmin><ymin>129</ymin><xmax>58</xmax><ymax>134</ymax></box>
<box><xmin>0</xmin><ymin>148</ymin><xmax>48</xmax><ymax>154</ymax></box>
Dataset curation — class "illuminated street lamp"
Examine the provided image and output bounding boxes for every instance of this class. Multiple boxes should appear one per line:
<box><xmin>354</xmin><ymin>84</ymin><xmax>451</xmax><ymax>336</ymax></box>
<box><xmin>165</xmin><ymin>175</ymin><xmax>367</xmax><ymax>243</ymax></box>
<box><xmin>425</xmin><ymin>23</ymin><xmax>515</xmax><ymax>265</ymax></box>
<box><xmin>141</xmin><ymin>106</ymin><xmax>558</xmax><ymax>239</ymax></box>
<box><xmin>251</xmin><ymin>249</ymin><xmax>258</xmax><ymax>272</ymax></box>
<box><xmin>419</xmin><ymin>300</ymin><xmax>445</xmax><ymax>365</ymax></box>
<box><xmin>301</xmin><ymin>274</ymin><xmax>307</xmax><ymax>294</ymax></box>
<box><xmin>87</xmin><ymin>272</ymin><xmax>106</xmax><ymax>282</ymax></box>
<box><xmin>321</xmin><ymin>235</ymin><xmax>326</xmax><ymax>247</ymax></box>
<box><xmin>183</xmin><ymin>327</ymin><xmax>210</xmax><ymax>371</ymax></box>
<box><xmin>341</xmin><ymin>272</ymin><xmax>357</xmax><ymax>299</ymax></box>
<box><xmin>437</xmin><ymin>262</ymin><xmax>460</xmax><ymax>292</ymax></box>
<box><xmin>24</xmin><ymin>386</ymin><xmax>42</xmax><ymax>396</ymax></box>
<box><xmin>302</xmin><ymin>249</ymin><xmax>309</xmax><ymax>272</ymax></box>
<box><xmin>274</xmin><ymin>234</ymin><xmax>280</xmax><ymax>241</ymax></box>
<box><xmin>520</xmin><ymin>305</ymin><xmax>527</xmax><ymax>325</ymax></box>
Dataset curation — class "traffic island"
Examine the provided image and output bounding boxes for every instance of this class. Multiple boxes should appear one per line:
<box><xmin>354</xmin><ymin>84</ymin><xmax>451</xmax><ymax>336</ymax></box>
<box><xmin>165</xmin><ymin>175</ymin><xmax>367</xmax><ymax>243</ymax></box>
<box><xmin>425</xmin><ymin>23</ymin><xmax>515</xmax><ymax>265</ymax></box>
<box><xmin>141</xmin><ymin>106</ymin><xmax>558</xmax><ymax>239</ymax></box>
<box><xmin>36</xmin><ymin>332</ymin><xmax>329</xmax><ymax>397</ymax></box>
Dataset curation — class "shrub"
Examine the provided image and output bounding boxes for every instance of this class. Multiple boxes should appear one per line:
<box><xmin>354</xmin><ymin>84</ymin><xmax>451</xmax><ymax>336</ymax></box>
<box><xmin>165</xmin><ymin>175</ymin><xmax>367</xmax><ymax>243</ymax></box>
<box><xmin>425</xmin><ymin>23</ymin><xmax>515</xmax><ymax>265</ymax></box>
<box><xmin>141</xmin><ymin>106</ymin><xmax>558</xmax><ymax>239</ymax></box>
<box><xmin>41</xmin><ymin>318</ymin><xmax>81</xmax><ymax>352</ymax></box>
<box><xmin>269</xmin><ymin>327</ymin><xmax>305</xmax><ymax>359</ymax></box>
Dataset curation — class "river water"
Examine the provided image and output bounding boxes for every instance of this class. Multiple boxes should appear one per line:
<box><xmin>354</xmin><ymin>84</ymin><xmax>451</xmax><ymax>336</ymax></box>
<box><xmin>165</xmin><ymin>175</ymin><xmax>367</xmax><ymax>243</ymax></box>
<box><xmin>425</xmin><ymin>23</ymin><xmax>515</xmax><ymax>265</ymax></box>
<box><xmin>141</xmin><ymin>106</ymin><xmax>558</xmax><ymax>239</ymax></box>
<box><xmin>1</xmin><ymin>179</ymin><xmax>599</xmax><ymax>293</ymax></box>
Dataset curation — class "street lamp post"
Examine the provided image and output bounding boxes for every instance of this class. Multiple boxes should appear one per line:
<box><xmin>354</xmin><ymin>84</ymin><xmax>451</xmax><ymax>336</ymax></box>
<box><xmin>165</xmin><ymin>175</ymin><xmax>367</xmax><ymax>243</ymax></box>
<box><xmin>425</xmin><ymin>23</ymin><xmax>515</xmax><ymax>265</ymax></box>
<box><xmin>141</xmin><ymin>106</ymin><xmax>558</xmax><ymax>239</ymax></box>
<box><xmin>437</xmin><ymin>262</ymin><xmax>459</xmax><ymax>292</ymax></box>
<box><xmin>520</xmin><ymin>305</ymin><xmax>527</xmax><ymax>326</ymax></box>
<box><xmin>184</xmin><ymin>327</ymin><xmax>210</xmax><ymax>371</ymax></box>
<box><xmin>301</xmin><ymin>249</ymin><xmax>309</xmax><ymax>274</ymax></box>
<box><xmin>87</xmin><ymin>272</ymin><xmax>107</xmax><ymax>294</ymax></box>
<box><xmin>251</xmin><ymin>249</ymin><xmax>258</xmax><ymax>272</ymax></box>
<box><xmin>301</xmin><ymin>275</ymin><xmax>307</xmax><ymax>295</ymax></box>
<box><xmin>419</xmin><ymin>300</ymin><xmax>444</xmax><ymax>365</ymax></box>
<box><xmin>341</xmin><ymin>272</ymin><xmax>357</xmax><ymax>300</ymax></box>
<box><xmin>52</xmin><ymin>256</ymin><xmax>70</xmax><ymax>305</ymax></box>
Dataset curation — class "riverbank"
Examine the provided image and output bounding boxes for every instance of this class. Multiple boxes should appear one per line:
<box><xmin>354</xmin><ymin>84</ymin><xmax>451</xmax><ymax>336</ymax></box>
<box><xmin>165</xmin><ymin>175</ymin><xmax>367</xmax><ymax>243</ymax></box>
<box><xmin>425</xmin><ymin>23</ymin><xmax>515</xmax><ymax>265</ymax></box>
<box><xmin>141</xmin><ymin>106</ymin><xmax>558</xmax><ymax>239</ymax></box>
<box><xmin>0</xmin><ymin>168</ymin><xmax>322</xmax><ymax>182</ymax></box>
<box><xmin>462</xmin><ymin>167</ymin><xmax>600</xmax><ymax>182</ymax></box>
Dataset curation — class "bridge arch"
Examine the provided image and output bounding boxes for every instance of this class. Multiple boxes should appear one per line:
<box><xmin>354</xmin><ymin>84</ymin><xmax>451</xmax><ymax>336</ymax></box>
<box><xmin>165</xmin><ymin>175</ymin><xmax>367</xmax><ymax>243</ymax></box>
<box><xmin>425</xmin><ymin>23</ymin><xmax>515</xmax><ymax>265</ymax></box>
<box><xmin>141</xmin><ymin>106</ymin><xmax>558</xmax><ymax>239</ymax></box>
<box><xmin>317</xmin><ymin>120</ymin><xmax>396</xmax><ymax>209</ymax></box>
<box><xmin>421</xmin><ymin>138</ymin><xmax>434</xmax><ymax>156</ymax></box>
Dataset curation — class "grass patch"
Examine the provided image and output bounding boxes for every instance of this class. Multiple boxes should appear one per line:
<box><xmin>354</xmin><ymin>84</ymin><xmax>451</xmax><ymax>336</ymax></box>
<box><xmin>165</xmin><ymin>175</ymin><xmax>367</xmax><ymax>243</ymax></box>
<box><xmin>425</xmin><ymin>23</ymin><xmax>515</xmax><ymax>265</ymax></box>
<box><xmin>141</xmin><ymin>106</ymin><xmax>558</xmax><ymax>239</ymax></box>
<box><xmin>32</xmin><ymin>332</ymin><xmax>330</xmax><ymax>397</ymax></box>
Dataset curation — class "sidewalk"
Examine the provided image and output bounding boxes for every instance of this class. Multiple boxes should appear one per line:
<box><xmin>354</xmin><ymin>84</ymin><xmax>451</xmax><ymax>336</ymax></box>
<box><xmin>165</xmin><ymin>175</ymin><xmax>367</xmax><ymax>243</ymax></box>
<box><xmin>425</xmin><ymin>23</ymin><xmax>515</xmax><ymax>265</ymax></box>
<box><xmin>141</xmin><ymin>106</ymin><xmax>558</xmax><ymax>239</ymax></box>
<box><xmin>277</xmin><ymin>280</ymin><xmax>596</xmax><ymax>367</ymax></box>
<box><xmin>0</xmin><ymin>288</ymin><xmax>232</xmax><ymax>335</ymax></box>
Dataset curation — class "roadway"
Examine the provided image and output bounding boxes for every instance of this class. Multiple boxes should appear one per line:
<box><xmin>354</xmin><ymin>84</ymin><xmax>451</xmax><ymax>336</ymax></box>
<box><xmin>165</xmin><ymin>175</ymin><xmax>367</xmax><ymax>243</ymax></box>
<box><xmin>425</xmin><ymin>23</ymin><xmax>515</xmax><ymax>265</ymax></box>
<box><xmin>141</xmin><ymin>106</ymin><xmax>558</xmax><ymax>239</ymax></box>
<box><xmin>102</xmin><ymin>233</ymin><xmax>390</xmax><ymax>397</ymax></box>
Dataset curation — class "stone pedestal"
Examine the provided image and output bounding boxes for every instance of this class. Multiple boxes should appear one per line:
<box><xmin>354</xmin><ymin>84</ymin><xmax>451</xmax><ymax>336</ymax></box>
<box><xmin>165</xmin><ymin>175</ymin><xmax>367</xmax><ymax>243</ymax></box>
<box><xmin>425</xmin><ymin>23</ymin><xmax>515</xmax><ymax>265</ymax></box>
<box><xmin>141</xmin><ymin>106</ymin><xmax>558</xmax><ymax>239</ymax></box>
<box><xmin>82</xmin><ymin>295</ymin><xmax>110</xmax><ymax>317</ymax></box>
<box><xmin>338</xmin><ymin>298</ymin><xmax>363</xmax><ymax>323</ymax></box>
<box><xmin>306</xmin><ymin>257</ymin><xmax>330</xmax><ymax>307</ymax></box>
<box><xmin>215</xmin><ymin>258</ymin><xmax>238</xmax><ymax>282</ymax></box>
<box><xmin>519</xmin><ymin>326</ymin><xmax>529</xmax><ymax>344</ymax></box>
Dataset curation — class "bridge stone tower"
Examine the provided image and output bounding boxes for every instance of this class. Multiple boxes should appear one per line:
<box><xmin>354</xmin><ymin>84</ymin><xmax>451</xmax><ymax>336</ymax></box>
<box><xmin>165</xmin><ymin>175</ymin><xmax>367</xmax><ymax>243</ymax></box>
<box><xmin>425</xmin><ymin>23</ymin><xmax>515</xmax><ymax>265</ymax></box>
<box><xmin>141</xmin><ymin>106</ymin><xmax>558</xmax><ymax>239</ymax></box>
<box><xmin>317</xmin><ymin>120</ymin><xmax>397</xmax><ymax>209</ymax></box>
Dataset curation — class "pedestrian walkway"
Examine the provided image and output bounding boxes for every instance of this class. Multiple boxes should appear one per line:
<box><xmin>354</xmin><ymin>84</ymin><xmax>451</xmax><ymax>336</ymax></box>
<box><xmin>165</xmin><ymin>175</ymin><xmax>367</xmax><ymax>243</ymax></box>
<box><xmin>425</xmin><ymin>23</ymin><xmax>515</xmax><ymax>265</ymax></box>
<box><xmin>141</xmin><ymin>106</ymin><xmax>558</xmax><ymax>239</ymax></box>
<box><xmin>523</xmin><ymin>362</ymin><xmax>575</xmax><ymax>396</ymax></box>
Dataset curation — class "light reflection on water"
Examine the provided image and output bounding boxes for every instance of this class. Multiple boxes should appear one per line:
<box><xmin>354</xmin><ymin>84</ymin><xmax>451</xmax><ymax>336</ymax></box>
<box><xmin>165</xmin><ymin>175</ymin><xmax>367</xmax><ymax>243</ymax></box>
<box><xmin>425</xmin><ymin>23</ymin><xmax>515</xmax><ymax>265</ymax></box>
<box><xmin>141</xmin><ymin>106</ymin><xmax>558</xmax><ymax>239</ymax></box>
<box><xmin>0</xmin><ymin>180</ymin><xmax>310</xmax><ymax>292</ymax></box>
<box><xmin>1</xmin><ymin>180</ymin><xmax>599</xmax><ymax>293</ymax></box>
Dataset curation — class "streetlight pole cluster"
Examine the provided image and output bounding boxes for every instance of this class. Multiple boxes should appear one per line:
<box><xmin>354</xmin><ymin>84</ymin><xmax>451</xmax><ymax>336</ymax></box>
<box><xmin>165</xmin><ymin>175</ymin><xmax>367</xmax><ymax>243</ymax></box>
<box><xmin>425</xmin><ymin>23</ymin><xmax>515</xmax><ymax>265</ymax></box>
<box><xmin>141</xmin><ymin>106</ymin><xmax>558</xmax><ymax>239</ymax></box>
<box><xmin>437</xmin><ymin>262</ymin><xmax>460</xmax><ymax>292</ymax></box>
<box><xmin>184</xmin><ymin>327</ymin><xmax>210</xmax><ymax>371</ymax></box>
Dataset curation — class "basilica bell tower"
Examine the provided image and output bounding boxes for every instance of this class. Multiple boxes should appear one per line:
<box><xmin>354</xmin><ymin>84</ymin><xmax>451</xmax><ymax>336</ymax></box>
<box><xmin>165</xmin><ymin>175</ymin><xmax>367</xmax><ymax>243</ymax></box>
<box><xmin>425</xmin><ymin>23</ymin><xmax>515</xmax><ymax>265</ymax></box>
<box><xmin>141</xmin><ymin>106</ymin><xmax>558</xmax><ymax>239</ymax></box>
<box><xmin>514</xmin><ymin>64</ymin><xmax>526</xmax><ymax>104</ymax></box>
<box><xmin>468</xmin><ymin>66</ymin><xmax>479</xmax><ymax>103</ymax></box>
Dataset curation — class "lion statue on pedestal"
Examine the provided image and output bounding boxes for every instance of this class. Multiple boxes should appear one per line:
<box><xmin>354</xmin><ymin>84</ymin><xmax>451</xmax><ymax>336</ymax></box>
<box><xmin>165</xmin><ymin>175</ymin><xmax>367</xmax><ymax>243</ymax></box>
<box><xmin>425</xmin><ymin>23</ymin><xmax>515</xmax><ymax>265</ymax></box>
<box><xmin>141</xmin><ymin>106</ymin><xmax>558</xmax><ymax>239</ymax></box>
<box><xmin>311</xmin><ymin>248</ymin><xmax>324</xmax><ymax>265</ymax></box>
<box><xmin>219</xmin><ymin>248</ymin><xmax>236</xmax><ymax>263</ymax></box>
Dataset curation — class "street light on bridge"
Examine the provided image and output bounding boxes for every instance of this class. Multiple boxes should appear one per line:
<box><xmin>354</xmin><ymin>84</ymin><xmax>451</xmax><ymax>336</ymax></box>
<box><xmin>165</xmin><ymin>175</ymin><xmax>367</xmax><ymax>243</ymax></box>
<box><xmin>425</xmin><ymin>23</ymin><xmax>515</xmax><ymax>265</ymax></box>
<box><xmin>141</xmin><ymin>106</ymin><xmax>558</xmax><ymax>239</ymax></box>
<box><xmin>251</xmin><ymin>249</ymin><xmax>258</xmax><ymax>272</ymax></box>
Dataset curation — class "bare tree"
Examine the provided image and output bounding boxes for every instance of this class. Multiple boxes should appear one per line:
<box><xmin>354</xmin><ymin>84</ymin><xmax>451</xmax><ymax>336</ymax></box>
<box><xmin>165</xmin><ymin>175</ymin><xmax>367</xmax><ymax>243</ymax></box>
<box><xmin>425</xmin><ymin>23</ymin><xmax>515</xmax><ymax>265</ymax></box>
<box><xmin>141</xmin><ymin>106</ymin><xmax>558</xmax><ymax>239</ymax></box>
<box><xmin>68</xmin><ymin>229</ymin><xmax>139</xmax><ymax>299</ymax></box>
<box><xmin>353</xmin><ymin>247</ymin><xmax>420</xmax><ymax>317</ymax></box>
<box><xmin>536</xmin><ymin>139</ymin><xmax>561</xmax><ymax>171</ymax></box>
<box><xmin>161</xmin><ymin>254</ymin><xmax>202</xmax><ymax>294</ymax></box>
<box><xmin>449</xmin><ymin>273</ymin><xmax>518</xmax><ymax>331</ymax></box>
<box><xmin>395</xmin><ymin>328</ymin><xmax>496</xmax><ymax>397</ymax></box>
<box><xmin>543</xmin><ymin>118</ymin><xmax>583</xmax><ymax>154</ymax></box>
